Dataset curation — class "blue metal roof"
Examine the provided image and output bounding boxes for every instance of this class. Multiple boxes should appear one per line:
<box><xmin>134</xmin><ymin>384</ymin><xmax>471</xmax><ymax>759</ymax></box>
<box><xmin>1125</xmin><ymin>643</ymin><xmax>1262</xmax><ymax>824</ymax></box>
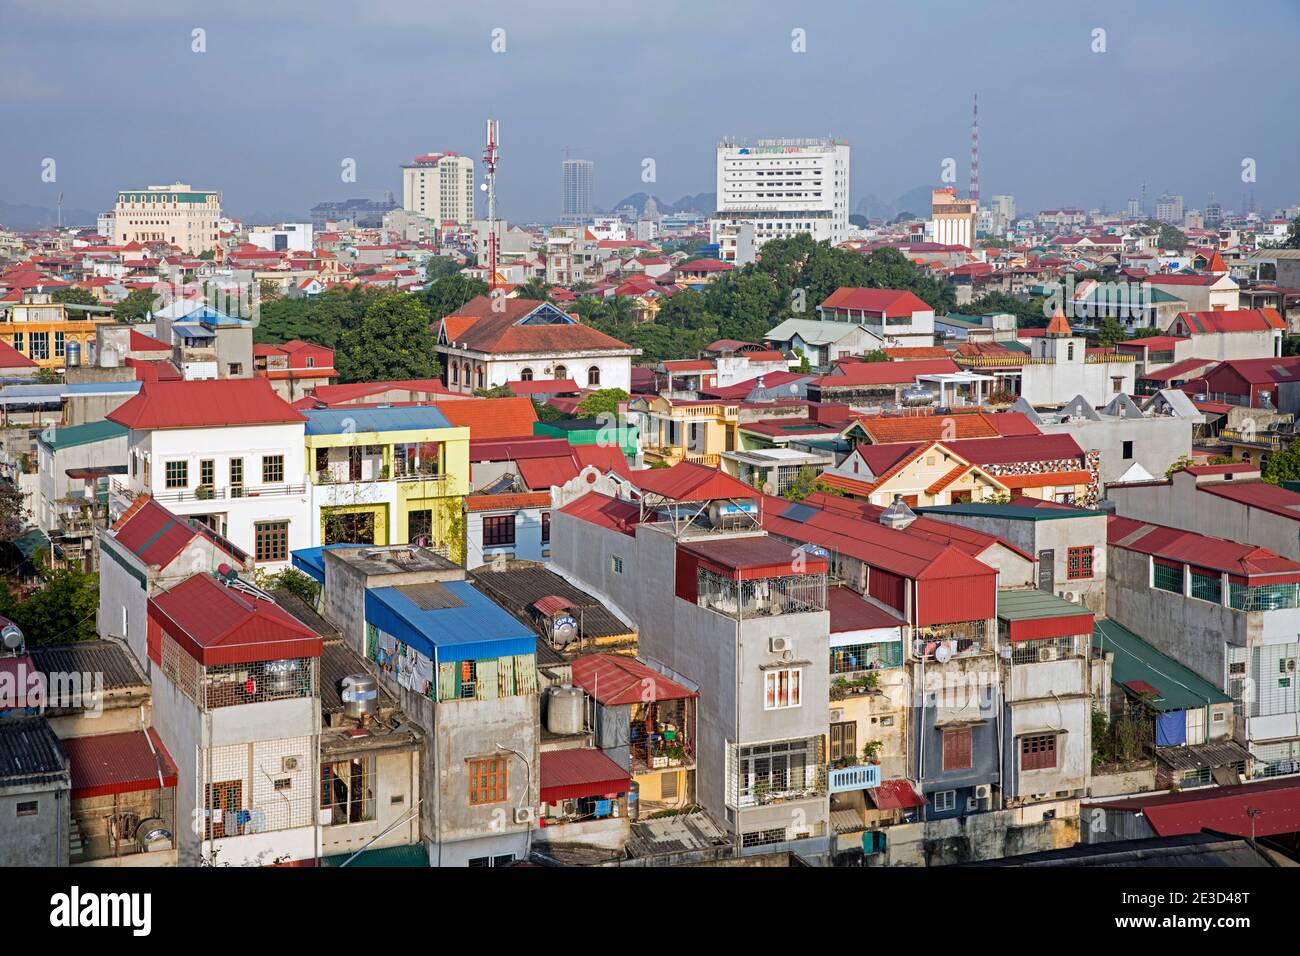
<box><xmin>364</xmin><ymin>581</ymin><xmax>535</xmax><ymax>663</ymax></box>
<box><xmin>303</xmin><ymin>406</ymin><xmax>453</xmax><ymax>436</ymax></box>
<box><xmin>64</xmin><ymin>381</ymin><xmax>141</xmax><ymax>395</ymax></box>
<box><xmin>290</xmin><ymin>543</ymin><xmax>361</xmax><ymax>582</ymax></box>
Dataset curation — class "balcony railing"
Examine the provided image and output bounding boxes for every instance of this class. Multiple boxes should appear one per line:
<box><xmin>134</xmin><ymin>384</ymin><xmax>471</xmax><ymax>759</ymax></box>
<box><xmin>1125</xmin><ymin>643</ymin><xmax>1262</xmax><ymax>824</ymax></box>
<box><xmin>828</xmin><ymin>764</ymin><xmax>881</xmax><ymax>794</ymax></box>
<box><xmin>113</xmin><ymin>478</ymin><xmax>307</xmax><ymax>503</ymax></box>
<box><xmin>1220</xmin><ymin>429</ymin><xmax>1284</xmax><ymax>449</ymax></box>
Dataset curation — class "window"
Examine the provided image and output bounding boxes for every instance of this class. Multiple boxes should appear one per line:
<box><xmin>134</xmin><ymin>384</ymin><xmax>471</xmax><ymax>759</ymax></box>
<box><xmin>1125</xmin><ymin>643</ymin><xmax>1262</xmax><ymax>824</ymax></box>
<box><xmin>164</xmin><ymin>460</ymin><xmax>188</xmax><ymax>489</ymax></box>
<box><xmin>229</xmin><ymin>457</ymin><xmax>244</xmax><ymax>491</ymax></box>
<box><xmin>764</xmin><ymin>668</ymin><xmax>802</xmax><ymax>709</ymax></box>
<box><xmin>16</xmin><ymin>800</ymin><xmax>38</xmax><ymax>817</ymax></box>
<box><xmin>468</xmin><ymin>756</ymin><xmax>508</xmax><ymax>805</ymax></box>
<box><xmin>228</xmin><ymin>363</ymin><xmax>243</xmax><ymax>376</ymax></box>
<box><xmin>1153</xmin><ymin>562</ymin><xmax>1183</xmax><ymax>593</ymax></box>
<box><xmin>54</xmin><ymin>331</ymin><xmax>65</xmax><ymax>358</ymax></box>
<box><xmin>587</xmin><ymin>365</ymin><xmax>600</xmax><ymax>387</ymax></box>
<box><xmin>1122</xmin><ymin>440</ymin><xmax>1134</xmax><ymax>460</ymax></box>
<box><xmin>451</xmin><ymin>363</ymin><xmax>459</xmax><ymax>385</ymax></box>
<box><xmin>482</xmin><ymin>514</ymin><xmax>516</xmax><ymax>547</ymax></box>
<box><xmin>520</xmin><ymin>367</ymin><xmax>533</xmax><ymax>381</ymax></box>
<box><xmin>553</xmin><ymin>364</ymin><xmax>567</xmax><ymax>380</ymax></box>
<box><xmin>829</xmin><ymin>721</ymin><xmax>857</xmax><ymax>762</ymax></box>
<box><xmin>29</xmin><ymin>331</ymin><xmax>49</xmax><ymax>361</ymax></box>
<box><xmin>932</xmin><ymin>790</ymin><xmax>956</xmax><ymax>813</ymax></box>
<box><xmin>468</xmin><ymin>854</ymin><xmax>515</xmax><ymax>867</ymax></box>
<box><xmin>321</xmin><ymin>757</ymin><xmax>375</xmax><ymax>825</ymax></box>
<box><xmin>941</xmin><ymin>727</ymin><xmax>972</xmax><ymax>772</ymax></box>
<box><xmin>262</xmin><ymin>454</ymin><xmax>284</xmax><ymax>483</ymax></box>
<box><xmin>1190</xmin><ymin>567</ymin><xmax>1222</xmax><ymax>604</ymax></box>
<box><xmin>1067</xmin><ymin>546</ymin><xmax>1093</xmax><ymax>580</ymax></box>
<box><xmin>541</xmin><ymin>511</ymin><xmax>550</xmax><ymax>544</ymax></box>
<box><xmin>1020</xmin><ymin>733</ymin><xmax>1057</xmax><ymax>771</ymax></box>
<box><xmin>254</xmin><ymin>520</ymin><xmax>289</xmax><ymax>563</ymax></box>
<box><xmin>11</xmin><ymin>332</ymin><xmax>23</xmax><ymax>353</ymax></box>
<box><xmin>199</xmin><ymin>458</ymin><xmax>214</xmax><ymax>489</ymax></box>
<box><xmin>611</xmin><ymin>555</ymin><xmax>624</xmax><ymax>574</ymax></box>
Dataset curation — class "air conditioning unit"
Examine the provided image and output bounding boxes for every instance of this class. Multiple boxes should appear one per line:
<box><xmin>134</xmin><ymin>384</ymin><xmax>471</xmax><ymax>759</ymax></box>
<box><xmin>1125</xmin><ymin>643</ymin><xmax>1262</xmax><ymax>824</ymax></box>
<box><xmin>513</xmin><ymin>806</ymin><xmax>536</xmax><ymax>825</ymax></box>
<box><xmin>282</xmin><ymin>756</ymin><xmax>300</xmax><ymax>772</ymax></box>
<box><xmin>974</xmin><ymin>784</ymin><xmax>991</xmax><ymax>800</ymax></box>
<box><xmin>1038</xmin><ymin>647</ymin><xmax>1058</xmax><ymax>663</ymax></box>
<box><xmin>830</xmin><ymin>708</ymin><xmax>845</xmax><ymax>723</ymax></box>
<box><xmin>769</xmin><ymin>636</ymin><xmax>792</xmax><ymax>654</ymax></box>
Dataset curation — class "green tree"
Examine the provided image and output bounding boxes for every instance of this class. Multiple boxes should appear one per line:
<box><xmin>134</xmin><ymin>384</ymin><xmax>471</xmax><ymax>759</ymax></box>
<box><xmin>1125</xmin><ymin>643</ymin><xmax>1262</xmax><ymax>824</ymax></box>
<box><xmin>783</xmin><ymin>466</ymin><xmax>821</xmax><ymax>502</ymax></box>
<box><xmin>862</xmin><ymin>349</ymin><xmax>889</xmax><ymax>363</ymax></box>
<box><xmin>0</xmin><ymin>481</ymin><xmax>25</xmax><ymax>541</ymax></box>
<box><xmin>35</xmin><ymin>367</ymin><xmax>60</xmax><ymax>384</ymax></box>
<box><xmin>52</xmin><ymin>288</ymin><xmax>96</xmax><ymax>306</ymax></box>
<box><xmin>1096</xmin><ymin>317</ymin><xmax>1126</xmax><ymax>350</ymax></box>
<box><xmin>1155</xmin><ymin>223</ymin><xmax>1186</xmax><ymax>251</ymax></box>
<box><xmin>575</xmin><ymin>388</ymin><xmax>629</xmax><ymax>419</ymax></box>
<box><xmin>335</xmin><ymin>294</ymin><xmax>440</xmax><ymax>384</ymax></box>
<box><xmin>114</xmin><ymin>287</ymin><xmax>157</xmax><ymax>323</ymax></box>
<box><xmin>421</xmin><ymin>274</ymin><xmax>489</xmax><ymax>323</ymax></box>
<box><xmin>1262</xmin><ymin>439</ymin><xmax>1300</xmax><ymax>485</ymax></box>
<box><xmin>424</xmin><ymin>256</ymin><xmax>463</xmax><ymax>282</ymax></box>
<box><xmin>1281</xmin><ymin>215</ymin><xmax>1300</xmax><ymax>250</ymax></box>
<box><xmin>0</xmin><ymin>564</ymin><xmax>99</xmax><ymax>645</ymax></box>
<box><xmin>473</xmin><ymin>384</ymin><xmax>514</xmax><ymax>398</ymax></box>
<box><xmin>516</xmin><ymin>277</ymin><xmax>552</xmax><ymax>301</ymax></box>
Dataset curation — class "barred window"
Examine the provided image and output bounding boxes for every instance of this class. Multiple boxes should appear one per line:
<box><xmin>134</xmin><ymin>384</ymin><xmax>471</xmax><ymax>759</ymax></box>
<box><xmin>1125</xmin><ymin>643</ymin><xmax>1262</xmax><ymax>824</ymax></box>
<box><xmin>1153</xmin><ymin>562</ymin><xmax>1183</xmax><ymax>594</ymax></box>
<box><xmin>468</xmin><ymin>756</ymin><xmax>508</xmax><ymax>805</ymax></box>
<box><xmin>1067</xmin><ymin>546</ymin><xmax>1093</xmax><ymax>580</ymax></box>
<box><xmin>1020</xmin><ymin>733</ymin><xmax>1057</xmax><ymax>771</ymax></box>
<box><xmin>1190</xmin><ymin>567</ymin><xmax>1222</xmax><ymax>604</ymax></box>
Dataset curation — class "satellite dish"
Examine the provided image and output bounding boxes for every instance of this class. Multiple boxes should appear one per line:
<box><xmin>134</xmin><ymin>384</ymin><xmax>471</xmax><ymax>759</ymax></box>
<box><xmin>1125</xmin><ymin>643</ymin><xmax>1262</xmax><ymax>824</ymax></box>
<box><xmin>935</xmin><ymin>643</ymin><xmax>953</xmax><ymax>664</ymax></box>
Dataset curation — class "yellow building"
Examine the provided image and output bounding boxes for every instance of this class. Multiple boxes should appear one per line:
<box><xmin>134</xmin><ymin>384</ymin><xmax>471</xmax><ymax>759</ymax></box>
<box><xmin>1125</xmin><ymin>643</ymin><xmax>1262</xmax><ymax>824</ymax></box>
<box><xmin>1</xmin><ymin>292</ymin><xmax>113</xmax><ymax>371</ymax></box>
<box><xmin>628</xmin><ymin>394</ymin><xmax>739</xmax><ymax>467</ymax></box>
<box><xmin>303</xmin><ymin>406</ymin><xmax>470</xmax><ymax>560</ymax></box>
<box><xmin>818</xmin><ymin>440</ymin><xmax>1010</xmax><ymax>506</ymax></box>
<box><xmin>113</xmin><ymin>183</ymin><xmax>221</xmax><ymax>254</ymax></box>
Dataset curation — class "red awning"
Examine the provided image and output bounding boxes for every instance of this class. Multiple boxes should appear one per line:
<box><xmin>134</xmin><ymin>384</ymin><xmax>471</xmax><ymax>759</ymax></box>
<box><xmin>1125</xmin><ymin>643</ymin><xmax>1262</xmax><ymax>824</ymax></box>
<box><xmin>540</xmin><ymin>749</ymin><xmax>630</xmax><ymax>803</ymax></box>
<box><xmin>867</xmin><ymin>778</ymin><xmax>926</xmax><ymax>810</ymax></box>
<box><xmin>1005</xmin><ymin>612</ymin><xmax>1095</xmax><ymax>642</ymax></box>
<box><xmin>62</xmin><ymin>729</ymin><xmax>178</xmax><ymax>799</ymax></box>
<box><xmin>533</xmin><ymin>595</ymin><xmax>576</xmax><ymax>617</ymax></box>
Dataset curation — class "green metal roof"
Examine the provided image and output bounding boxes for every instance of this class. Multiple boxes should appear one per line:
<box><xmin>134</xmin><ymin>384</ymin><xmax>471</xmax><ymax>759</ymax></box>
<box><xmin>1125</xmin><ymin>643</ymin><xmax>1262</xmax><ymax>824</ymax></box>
<box><xmin>997</xmin><ymin>588</ymin><xmax>1092</xmax><ymax>622</ymax></box>
<box><xmin>918</xmin><ymin>502</ymin><xmax>1107</xmax><ymax>521</ymax></box>
<box><xmin>1092</xmin><ymin>619</ymin><xmax>1231</xmax><ymax>712</ymax></box>
<box><xmin>37</xmin><ymin>419</ymin><xmax>127</xmax><ymax>452</ymax></box>
<box><xmin>320</xmin><ymin>842</ymin><xmax>430</xmax><ymax>867</ymax></box>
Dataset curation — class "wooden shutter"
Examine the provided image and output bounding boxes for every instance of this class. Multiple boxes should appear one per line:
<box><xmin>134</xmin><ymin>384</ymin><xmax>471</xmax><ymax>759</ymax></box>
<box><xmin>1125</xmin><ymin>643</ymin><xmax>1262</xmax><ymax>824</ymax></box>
<box><xmin>942</xmin><ymin>727</ymin><xmax>973</xmax><ymax>771</ymax></box>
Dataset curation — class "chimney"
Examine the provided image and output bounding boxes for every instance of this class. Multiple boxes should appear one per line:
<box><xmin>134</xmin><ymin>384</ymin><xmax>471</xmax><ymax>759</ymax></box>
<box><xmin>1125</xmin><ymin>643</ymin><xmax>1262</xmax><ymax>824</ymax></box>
<box><xmin>879</xmin><ymin>493</ymin><xmax>917</xmax><ymax>530</ymax></box>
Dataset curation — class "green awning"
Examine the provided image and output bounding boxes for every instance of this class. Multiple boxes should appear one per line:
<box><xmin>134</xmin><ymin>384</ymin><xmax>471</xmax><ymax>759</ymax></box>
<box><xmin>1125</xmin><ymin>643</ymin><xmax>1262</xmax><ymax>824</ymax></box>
<box><xmin>320</xmin><ymin>842</ymin><xmax>430</xmax><ymax>867</ymax></box>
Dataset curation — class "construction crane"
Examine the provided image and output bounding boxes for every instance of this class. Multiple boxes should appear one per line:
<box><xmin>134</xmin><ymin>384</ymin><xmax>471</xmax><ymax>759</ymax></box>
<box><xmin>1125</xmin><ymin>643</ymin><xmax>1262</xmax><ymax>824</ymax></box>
<box><xmin>482</xmin><ymin>119</ymin><xmax>500</xmax><ymax>293</ymax></box>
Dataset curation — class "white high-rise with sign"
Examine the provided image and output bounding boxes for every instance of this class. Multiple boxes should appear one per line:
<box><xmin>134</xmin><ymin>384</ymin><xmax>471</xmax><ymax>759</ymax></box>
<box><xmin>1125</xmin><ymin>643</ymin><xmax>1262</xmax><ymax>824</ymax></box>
<box><xmin>713</xmin><ymin>138</ymin><xmax>850</xmax><ymax>249</ymax></box>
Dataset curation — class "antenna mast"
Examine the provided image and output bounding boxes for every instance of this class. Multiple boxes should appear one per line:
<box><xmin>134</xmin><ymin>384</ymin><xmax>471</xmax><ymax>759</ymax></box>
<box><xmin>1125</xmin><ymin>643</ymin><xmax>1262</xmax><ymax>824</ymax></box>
<box><xmin>969</xmin><ymin>93</ymin><xmax>979</xmax><ymax>204</ymax></box>
<box><xmin>483</xmin><ymin>119</ymin><xmax>500</xmax><ymax>293</ymax></box>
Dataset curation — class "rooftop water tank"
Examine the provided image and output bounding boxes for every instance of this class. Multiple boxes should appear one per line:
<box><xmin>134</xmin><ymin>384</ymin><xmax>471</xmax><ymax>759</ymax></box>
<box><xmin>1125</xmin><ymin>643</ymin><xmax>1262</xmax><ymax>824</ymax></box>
<box><xmin>65</xmin><ymin>340</ymin><xmax>81</xmax><ymax>368</ymax></box>
<box><xmin>341</xmin><ymin>674</ymin><xmax>379</xmax><ymax>719</ymax></box>
<box><xmin>546</xmin><ymin>683</ymin><xmax>585</xmax><ymax>736</ymax></box>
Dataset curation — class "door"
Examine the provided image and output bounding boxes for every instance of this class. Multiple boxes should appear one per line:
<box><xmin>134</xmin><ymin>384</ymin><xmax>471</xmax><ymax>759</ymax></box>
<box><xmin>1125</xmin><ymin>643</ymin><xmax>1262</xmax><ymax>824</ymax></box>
<box><xmin>205</xmin><ymin>780</ymin><xmax>242</xmax><ymax>839</ymax></box>
<box><xmin>1038</xmin><ymin>550</ymin><xmax>1055</xmax><ymax>592</ymax></box>
<box><xmin>407</xmin><ymin>509</ymin><xmax>433</xmax><ymax>545</ymax></box>
<box><xmin>348</xmin><ymin>447</ymin><xmax>363</xmax><ymax>481</ymax></box>
<box><xmin>325</xmin><ymin>510</ymin><xmax>376</xmax><ymax>545</ymax></box>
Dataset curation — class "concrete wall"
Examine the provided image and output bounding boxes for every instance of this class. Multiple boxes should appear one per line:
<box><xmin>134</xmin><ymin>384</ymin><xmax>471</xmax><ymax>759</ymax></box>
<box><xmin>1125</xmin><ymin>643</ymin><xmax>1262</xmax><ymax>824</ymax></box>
<box><xmin>913</xmin><ymin>657</ymin><xmax>1001</xmax><ymax>815</ymax></box>
<box><xmin>0</xmin><ymin>785</ymin><xmax>70</xmax><ymax>867</ymax></box>
<box><xmin>1037</xmin><ymin>416</ymin><xmax>1191</xmax><ymax>487</ymax></box>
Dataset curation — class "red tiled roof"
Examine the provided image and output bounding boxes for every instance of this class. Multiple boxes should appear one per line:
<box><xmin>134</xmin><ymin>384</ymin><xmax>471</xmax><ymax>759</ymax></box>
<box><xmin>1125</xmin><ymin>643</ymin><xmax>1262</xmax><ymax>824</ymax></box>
<box><xmin>946</xmin><ymin>433</ymin><xmax>1085</xmax><ymax>466</ymax></box>
<box><xmin>1183</xmin><ymin>462</ymin><xmax>1257</xmax><ymax>477</ymax></box>
<box><xmin>1198</xmin><ymin>480</ymin><xmax>1300</xmax><ymax>521</ymax></box>
<box><xmin>62</xmin><ymin>729</ymin><xmax>178</xmax><ymax>799</ymax></box>
<box><xmin>437</xmin><ymin>397</ymin><xmax>539</xmax><ymax>440</ymax></box>
<box><xmin>994</xmin><ymin>469</ymin><xmax>1093</xmax><ymax>490</ymax></box>
<box><xmin>149</xmin><ymin>573</ymin><xmax>323</xmax><ymax>666</ymax></box>
<box><xmin>517</xmin><ymin>455</ymin><xmax>580</xmax><ymax>490</ymax></box>
<box><xmin>464</xmin><ymin>491</ymin><xmax>551</xmax><ymax>512</ymax></box>
<box><xmin>820</xmin><ymin>287</ymin><xmax>934</xmax><ymax>317</ymax></box>
<box><xmin>441</xmin><ymin>296</ymin><xmax>634</xmax><ymax>355</ymax></box>
<box><xmin>812</xmin><ymin>359</ymin><xmax>958</xmax><ymax>388</ymax></box>
<box><xmin>855</xmin><ymin>412</ymin><xmax>1020</xmax><ymax>443</ymax></box>
<box><xmin>540</xmin><ymin>749</ymin><xmax>630</xmax><ymax>803</ymax></box>
<box><xmin>107</xmin><ymin>379</ymin><xmax>305</xmax><ymax>430</ymax></box>
<box><xmin>571</xmin><ymin>654</ymin><xmax>696</xmax><ymax>706</ymax></box>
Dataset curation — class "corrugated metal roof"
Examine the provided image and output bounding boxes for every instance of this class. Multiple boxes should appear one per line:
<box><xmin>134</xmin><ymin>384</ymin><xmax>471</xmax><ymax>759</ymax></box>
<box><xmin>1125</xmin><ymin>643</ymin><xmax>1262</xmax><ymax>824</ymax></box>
<box><xmin>37</xmin><ymin>419</ymin><xmax>127</xmax><ymax>452</ymax></box>
<box><xmin>539</xmin><ymin>748</ymin><xmax>630</xmax><ymax>803</ymax></box>
<box><xmin>1084</xmin><ymin>776</ymin><xmax>1300</xmax><ymax>838</ymax></box>
<box><xmin>571</xmin><ymin>654</ymin><xmax>696</xmax><ymax>705</ymax></box>
<box><xmin>303</xmin><ymin>405</ymin><xmax>452</xmax><ymax>435</ymax></box>
<box><xmin>0</xmin><ymin>717</ymin><xmax>68</xmax><ymax>787</ymax></box>
<box><xmin>1093</xmin><ymin>619</ymin><xmax>1231</xmax><ymax>712</ymax></box>
<box><xmin>364</xmin><ymin>581</ymin><xmax>535</xmax><ymax>663</ymax></box>
<box><xmin>61</xmin><ymin>729</ymin><xmax>177</xmax><ymax>798</ymax></box>
<box><xmin>468</xmin><ymin>565</ymin><xmax>633</xmax><ymax>640</ymax></box>
<box><xmin>30</xmin><ymin>640</ymin><xmax>148</xmax><ymax>694</ymax></box>
<box><xmin>827</xmin><ymin>584</ymin><xmax>905</xmax><ymax>633</ymax></box>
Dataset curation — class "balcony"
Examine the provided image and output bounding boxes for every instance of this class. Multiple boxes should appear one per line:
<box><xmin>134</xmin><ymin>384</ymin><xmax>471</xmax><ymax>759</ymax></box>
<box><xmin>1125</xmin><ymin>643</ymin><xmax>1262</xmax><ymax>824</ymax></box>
<box><xmin>828</xmin><ymin>764</ymin><xmax>881</xmax><ymax>794</ymax></box>
<box><xmin>112</xmin><ymin>478</ymin><xmax>307</xmax><ymax>504</ymax></box>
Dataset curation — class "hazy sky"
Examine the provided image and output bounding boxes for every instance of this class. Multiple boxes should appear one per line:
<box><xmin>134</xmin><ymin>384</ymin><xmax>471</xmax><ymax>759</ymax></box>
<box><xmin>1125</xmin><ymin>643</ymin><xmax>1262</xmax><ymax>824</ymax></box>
<box><xmin>2</xmin><ymin>0</ymin><xmax>1297</xmax><ymax>223</ymax></box>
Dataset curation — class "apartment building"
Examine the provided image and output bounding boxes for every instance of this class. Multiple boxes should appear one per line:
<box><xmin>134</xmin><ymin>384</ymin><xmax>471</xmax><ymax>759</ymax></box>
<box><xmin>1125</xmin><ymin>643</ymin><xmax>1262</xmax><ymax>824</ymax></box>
<box><xmin>714</xmin><ymin>138</ymin><xmax>850</xmax><ymax>248</ymax></box>
<box><xmin>106</xmin><ymin>379</ymin><xmax>310</xmax><ymax>570</ymax></box>
<box><xmin>1</xmin><ymin>292</ymin><xmax>114</xmax><ymax>371</ymax></box>
<box><xmin>816</xmin><ymin>287</ymin><xmax>937</xmax><ymax>349</ymax></box>
<box><xmin>401</xmin><ymin>152</ymin><xmax>475</xmax><ymax>227</ymax></box>
<box><xmin>113</xmin><ymin>183</ymin><xmax>221</xmax><ymax>254</ymax></box>
<box><xmin>293</xmin><ymin>543</ymin><xmax>540</xmax><ymax>866</ymax></box>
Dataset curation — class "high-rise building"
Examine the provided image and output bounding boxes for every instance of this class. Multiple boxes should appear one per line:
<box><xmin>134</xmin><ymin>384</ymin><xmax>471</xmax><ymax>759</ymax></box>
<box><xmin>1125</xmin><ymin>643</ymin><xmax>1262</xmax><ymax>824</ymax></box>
<box><xmin>562</xmin><ymin>159</ymin><xmax>595</xmax><ymax>223</ymax></box>
<box><xmin>713</xmin><ymin>138</ymin><xmax>850</xmax><ymax>248</ymax></box>
<box><xmin>1155</xmin><ymin>193</ymin><xmax>1184</xmax><ymax>224</ymax></box>
<box><xmin>401</xmin><ymin>152</ymin><xmax>475</xmax><ymax>227</ymax></box>
<box><xmin>113</xmin><ymin>183</ymin><xmax>221</xmax><ymax>254</ymax></box>
<box><xmin>1126</xmin><ymin>198</ymin><xmax>1142</xmax><ymax>218</ymax></box>
<box><xmin>930</xmin><ymin>187</ymin><xmax>976</xmax><ymax>248</ymax></box>
<box><xmin>1205</xmin><ymin>195</ymin><xmax>1223</xmax><ymax>229</ymax></box>
<box><xmin>989</xmin><ymin>195</ymin><xmax>1016</xmax><ymax>234</ymax></box>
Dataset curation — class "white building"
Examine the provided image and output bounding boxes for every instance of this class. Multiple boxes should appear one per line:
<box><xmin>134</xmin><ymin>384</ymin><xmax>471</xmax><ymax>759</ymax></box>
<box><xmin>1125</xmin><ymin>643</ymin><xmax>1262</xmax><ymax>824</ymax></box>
<box><xmin>113</xmin><ymin>183</ymin><xmax>221</xmax><ymax>254</ymax></box>
<box><xmin>714</xmin><ymin>138</ymin><xmax>850</xmax><ymax>248</ymax></box>
<box><xmin>402</xmin><ymin>152</ymin><xmax>475</xmax><ymax>227</ymax></box>
<box><xmin>562</xmin><ymin>159</ymin><xmax>595</xmax><ymax>222</ymax></box>
<box><xmin>1017</xmin><ymin>309</ymin><xmax>1136</xmax><ymax>406</ymax></box>
<box><xmin>930</xmin><ymin>187</ymin><xmax>975</xmax><ymax>249</ymax></box>
<box><xmin>246</xmin><ymin>222</ymin><xmax>313</xmax><ymax>253</ymax></box>
<box><xmin>106</xmin><ymin>378</ymin><xmax>310</xmax><ymax>570</ymax></box>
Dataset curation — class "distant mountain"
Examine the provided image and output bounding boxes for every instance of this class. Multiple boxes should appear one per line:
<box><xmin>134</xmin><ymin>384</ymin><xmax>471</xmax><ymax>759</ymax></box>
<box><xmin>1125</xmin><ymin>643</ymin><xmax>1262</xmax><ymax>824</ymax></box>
<box><xmin>606</xmin><ymin>192</ymin><xmax>716</xmax><ymax>216</ymax></box>
<box><xmin>855</xmin><ymin>184</ymin><xmax>934</xmax><ymax>223</ymax></box>
<box><xmin>0</xmin><ymin>199</ymin><xmax>96</xmax><ymax>230</ymax></box>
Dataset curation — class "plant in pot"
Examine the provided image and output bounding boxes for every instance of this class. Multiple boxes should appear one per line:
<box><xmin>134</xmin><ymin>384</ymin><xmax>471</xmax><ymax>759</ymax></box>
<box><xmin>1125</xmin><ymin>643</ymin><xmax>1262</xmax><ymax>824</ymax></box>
<box><xmin>861</xmin><ymin>740</ymin><xmax>883</xmax><ymax>766</ymax></box>
<box><xmin>753</xmin><ymin>779</ymin><xmax>771</xmax><ymax>805</ymax></box>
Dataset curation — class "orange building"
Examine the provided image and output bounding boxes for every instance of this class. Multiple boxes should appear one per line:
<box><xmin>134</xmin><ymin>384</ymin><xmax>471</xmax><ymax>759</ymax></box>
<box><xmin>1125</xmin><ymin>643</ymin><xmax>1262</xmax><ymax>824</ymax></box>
<box><xmin>1</xmin><ymin>292</ymin><xmax>114</xmax><ymax>371</ymax></box>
